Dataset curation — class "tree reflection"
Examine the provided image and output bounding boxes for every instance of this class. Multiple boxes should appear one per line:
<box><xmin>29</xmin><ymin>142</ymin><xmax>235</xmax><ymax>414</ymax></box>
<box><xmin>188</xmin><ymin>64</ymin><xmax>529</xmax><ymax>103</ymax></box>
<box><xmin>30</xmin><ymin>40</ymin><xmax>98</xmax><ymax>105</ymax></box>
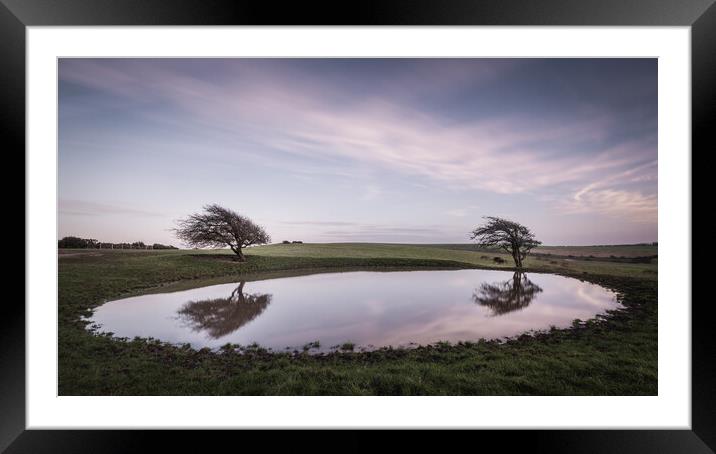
<box><xmin>473</xmin><ymin>272</ymin><xmax>543</xmax><ymax>316</ymax></box>
<box><xmin>177</xmin><ymin>282</ymin><xmax>272</xmax><ymax>338</ymax></box>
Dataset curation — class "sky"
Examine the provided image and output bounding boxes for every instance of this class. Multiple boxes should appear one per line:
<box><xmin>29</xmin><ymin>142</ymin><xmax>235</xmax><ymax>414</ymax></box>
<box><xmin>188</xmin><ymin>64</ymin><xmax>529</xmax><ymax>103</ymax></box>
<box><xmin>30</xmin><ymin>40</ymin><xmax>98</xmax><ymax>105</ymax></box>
<box><xmin>58</xmin><ymin>58</ymin><xmax>657</xmax><ymax>246</ymax></box>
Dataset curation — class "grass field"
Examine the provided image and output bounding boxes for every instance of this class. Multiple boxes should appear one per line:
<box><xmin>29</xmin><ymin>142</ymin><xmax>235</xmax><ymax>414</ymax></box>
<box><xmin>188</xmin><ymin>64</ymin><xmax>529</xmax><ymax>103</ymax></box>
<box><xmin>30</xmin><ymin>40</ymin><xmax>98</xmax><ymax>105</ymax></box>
<box><xmin>418</xmin><ymin>243</ymin><xmax>658</xmax><ymax>258</ymax></box>
<box><xmin>249</xmin><ymin>243</ymin><xmax>657</xmax><ymax>279</ymax></box>
<box><xmin>58</xmin><ymin>243</ymin><xmax>657</xmax><ymax>395</ymax></box>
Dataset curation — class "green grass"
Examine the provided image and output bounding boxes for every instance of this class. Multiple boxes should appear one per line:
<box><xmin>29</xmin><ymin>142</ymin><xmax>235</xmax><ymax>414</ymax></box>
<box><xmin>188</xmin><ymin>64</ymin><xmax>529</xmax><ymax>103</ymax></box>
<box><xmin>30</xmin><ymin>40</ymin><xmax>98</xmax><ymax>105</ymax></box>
<box><xmin>534</xmin><ymin>244</ymin><xmax>657</xmax><ymax>258</ymax></box>
<box><xmin>249</xmin><ymin>243</ymin><xmax>657</xmax><ymax>279</ymax></box>
<box><xmin>418</xmin><ymin>243</ymin><xmax>657</xmax><ymax>259</ymax></box>
<box><xmin>59</xmin><ymin>244</ymin><xmax>657</xmax><ymax>395</ymax></box>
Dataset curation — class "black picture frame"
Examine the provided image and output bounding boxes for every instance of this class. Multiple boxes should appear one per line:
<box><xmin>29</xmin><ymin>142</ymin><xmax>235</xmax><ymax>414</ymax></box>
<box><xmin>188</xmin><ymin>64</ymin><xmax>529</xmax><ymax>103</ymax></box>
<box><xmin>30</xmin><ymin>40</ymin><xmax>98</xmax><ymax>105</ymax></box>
<box><xmin>4</xmin><ymin>0</ymin><xmax>710</xmax><ymax>452</ymax></box>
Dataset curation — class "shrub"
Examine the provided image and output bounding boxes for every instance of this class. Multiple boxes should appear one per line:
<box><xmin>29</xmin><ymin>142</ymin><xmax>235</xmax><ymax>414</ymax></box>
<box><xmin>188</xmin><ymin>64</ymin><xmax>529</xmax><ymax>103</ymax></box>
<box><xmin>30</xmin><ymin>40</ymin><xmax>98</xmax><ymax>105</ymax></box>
<box><xmin>340</xmin><ymin>342</ymin><xmax>355</xmax><ymax>352</ymax></box>
<box><xmin>58</xmin><ymin>236</ymin><xmax>89</xmax><ymax>248</ymax></box>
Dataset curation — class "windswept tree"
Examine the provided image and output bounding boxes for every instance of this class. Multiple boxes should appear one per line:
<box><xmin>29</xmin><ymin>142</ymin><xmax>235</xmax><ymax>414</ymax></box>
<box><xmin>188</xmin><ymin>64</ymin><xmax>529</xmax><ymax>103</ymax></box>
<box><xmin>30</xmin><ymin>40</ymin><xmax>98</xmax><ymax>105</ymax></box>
<box><xmin>174</xmin><ymin>204</ymin><xmax>270</xmax><ymax>261</ymax></box>
<box><xmin>469</xmin><ymin>216</ymin><xmax>541</xmax><ymax>268</ymax></box>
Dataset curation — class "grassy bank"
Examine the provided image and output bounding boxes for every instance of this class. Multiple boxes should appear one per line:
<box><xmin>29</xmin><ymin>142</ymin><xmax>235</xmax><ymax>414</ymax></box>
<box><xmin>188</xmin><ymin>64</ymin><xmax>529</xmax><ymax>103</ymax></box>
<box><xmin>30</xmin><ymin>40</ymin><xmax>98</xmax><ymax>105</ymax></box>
<box><xmin>59</xmin><ymin>245</ymin><xmax>657</xmax><ymax>395</ymax></box>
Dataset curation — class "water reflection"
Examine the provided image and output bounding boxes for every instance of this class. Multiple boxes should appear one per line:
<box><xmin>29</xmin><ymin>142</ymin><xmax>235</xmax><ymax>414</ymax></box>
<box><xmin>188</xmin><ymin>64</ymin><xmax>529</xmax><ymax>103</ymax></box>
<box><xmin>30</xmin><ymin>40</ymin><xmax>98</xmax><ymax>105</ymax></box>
<box><xmin>472</xmin><ymin>272</ymin><xmax>543</xmax><ymax>316</ymax></box>
<box><xmin>89</xmin><ymin>269</ymin><xmax>618</xmax><ymax>351</ymax></box>
<box><xmin>176</xmin><ymin>282</ymin><xmax>273</xmax><ymax>338</ymax></box>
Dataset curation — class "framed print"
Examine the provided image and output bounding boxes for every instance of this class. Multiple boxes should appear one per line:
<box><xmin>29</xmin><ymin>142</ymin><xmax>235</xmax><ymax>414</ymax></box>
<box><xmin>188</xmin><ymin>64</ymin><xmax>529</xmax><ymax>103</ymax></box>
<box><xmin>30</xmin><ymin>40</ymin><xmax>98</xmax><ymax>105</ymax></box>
<box><xmin>5</xmin><ymin>0</ymin><xmax>712</xmax><ymax>451</ymax></box>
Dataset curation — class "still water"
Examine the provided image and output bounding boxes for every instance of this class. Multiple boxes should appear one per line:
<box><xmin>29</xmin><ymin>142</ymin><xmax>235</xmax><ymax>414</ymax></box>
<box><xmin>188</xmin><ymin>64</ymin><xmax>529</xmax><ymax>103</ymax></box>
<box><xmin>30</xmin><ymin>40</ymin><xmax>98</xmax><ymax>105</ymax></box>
<box><xmin>87</xmin><ymin>269</ymin><xmax>619</xmax><ymax>352</ymax></box>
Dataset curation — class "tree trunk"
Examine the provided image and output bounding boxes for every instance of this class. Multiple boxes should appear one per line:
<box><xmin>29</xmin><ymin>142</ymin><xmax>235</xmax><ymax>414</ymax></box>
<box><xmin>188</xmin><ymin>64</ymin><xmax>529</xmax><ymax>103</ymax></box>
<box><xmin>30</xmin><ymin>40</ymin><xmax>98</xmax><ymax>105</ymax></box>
<box><xmin>512</xmin><ymin>251</ymin><xmax>522</xmax><ymax>268</ymax></box>
<box><xmin>234</xmin><ymin>248</ymin><xmax>246</xmax><ymax>262</ymax></box>
<box><xmin>510</xmin><ymin>249</ymin><xmax>520</xmax><ymax>268</ymax></box>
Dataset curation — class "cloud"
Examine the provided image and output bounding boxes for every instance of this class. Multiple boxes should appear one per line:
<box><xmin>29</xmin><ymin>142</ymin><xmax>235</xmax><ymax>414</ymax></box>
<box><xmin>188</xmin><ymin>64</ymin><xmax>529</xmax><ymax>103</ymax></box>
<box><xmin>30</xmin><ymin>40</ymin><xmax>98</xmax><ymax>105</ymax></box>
<box><xmin>360</xmin><ymin>185</ymin><xmax>382</xmax><ymax>201</ymax></box>
<box><xmin>261</xmin><ymin>103</ymin><xmax>632</xmax><ymax>195</ymax></box>
<box><xmin>59</xmin><ymin>199</ymin><xmax>164</xmax><ymax>217</ymax></box>
<box><xmin>279</xmin><ymin>220</ymin><xmax>454</xmax><ymax>242</ymax></box>
<box><xmin>446</xmin><ymin>209</ymin><xmax>469</xmax><ymax>218</ymax></box>
<box><xmin>445</xmin><ymin>205</ymin><xmax>479</xmax><ymax>217</ymax></box>
<box><xmin>280</xmin><ymin>221</ymin><xmax>358</xmax><ymax>227</ymax></box>
<box><xmin>283</xmin><ymin>221</ymin><xmax>445</xmax><ymax>235</ymax></box>
<box><xmin>60</xmin><ymin>59</ymin><xmax>657</xmax><ymax>230</ymax></box>
<box><xmin>561</xmin><ymin>188</ymin><xmax>657</xmax><ymax>223</ymax></box>
<box><xmin>60</xmin><ymin>59</ymin><xmax>654</xmax><ymax>195</ymax></box>
<box><xmin>560</xmin><ymin>159</ymin><xmax>658</xmax><ymax>223</ymax></box>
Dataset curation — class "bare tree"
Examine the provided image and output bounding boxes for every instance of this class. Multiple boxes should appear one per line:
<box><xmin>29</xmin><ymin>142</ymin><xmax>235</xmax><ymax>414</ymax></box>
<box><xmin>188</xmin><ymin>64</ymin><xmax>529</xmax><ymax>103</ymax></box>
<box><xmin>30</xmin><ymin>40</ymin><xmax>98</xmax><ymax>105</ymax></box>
<box><xmin>469</xmin><ymin>216</ymin><xmax>541</xmax><ymax>268</ymax></box>
<box><xmin>174</xmin><ymin>204</ymin><xmax>270</xmax><ymax>261</ymax></box>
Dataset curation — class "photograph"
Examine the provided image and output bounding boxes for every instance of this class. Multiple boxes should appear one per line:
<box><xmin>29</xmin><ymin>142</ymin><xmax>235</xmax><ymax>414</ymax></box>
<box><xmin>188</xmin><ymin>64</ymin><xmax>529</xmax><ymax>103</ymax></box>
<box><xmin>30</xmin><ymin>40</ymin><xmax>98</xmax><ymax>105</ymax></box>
<box><xmin>7</xmin><ymin>0</ymin><xmax>710</xmax><ymax>446</ymax></box>
<box><xmin>57</xmin><ymin>57</ymin><xmax>659</xmax><ymax>396</ymax></box>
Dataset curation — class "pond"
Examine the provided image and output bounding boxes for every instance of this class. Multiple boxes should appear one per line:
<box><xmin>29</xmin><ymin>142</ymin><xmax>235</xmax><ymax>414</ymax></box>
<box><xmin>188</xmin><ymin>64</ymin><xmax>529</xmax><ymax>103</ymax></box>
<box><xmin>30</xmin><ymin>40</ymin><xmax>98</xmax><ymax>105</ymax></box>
<box><xmin>87</xmin><ymin>269</ymin><xmax>620</xmax><ymax>352</ymax></box>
